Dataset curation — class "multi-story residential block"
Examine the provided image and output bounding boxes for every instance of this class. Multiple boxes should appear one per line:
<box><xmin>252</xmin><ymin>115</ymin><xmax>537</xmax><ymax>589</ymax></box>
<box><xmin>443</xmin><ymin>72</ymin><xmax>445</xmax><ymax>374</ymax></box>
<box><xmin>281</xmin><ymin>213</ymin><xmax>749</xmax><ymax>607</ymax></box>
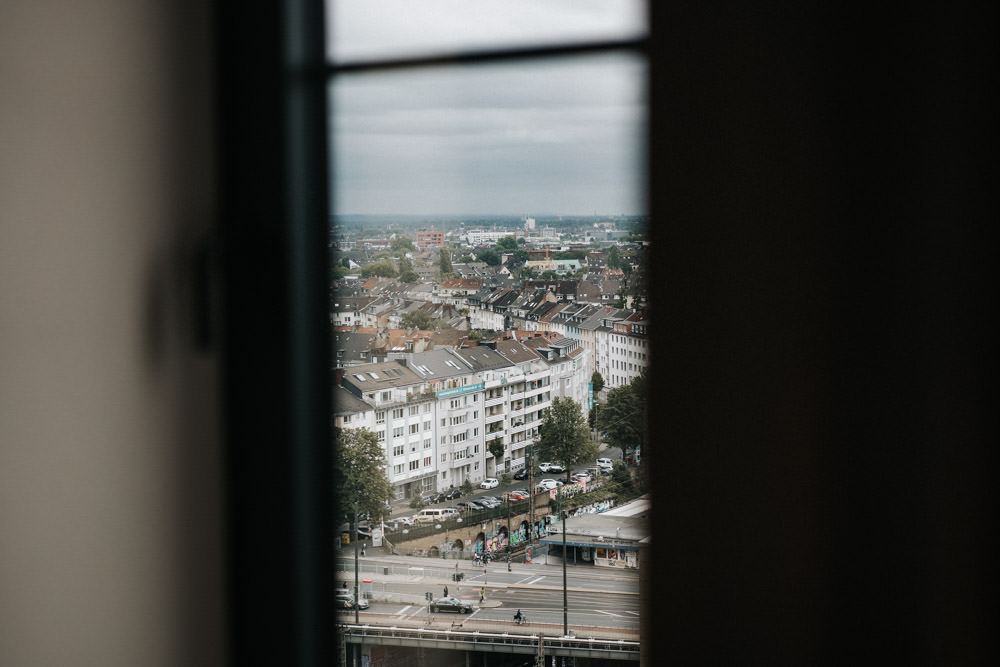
<box><xmin>607</xmin><ymin>318</ymin><xmax>649</xmax><ymax>389</ymax></box>
<box><xmin>415</xmin><ymin>229</ymin><xmax>445</xmax><ymax>248</ymax></box>
<box><xmin>338</xmin><ymin>361</ymin><xmax>437</xmax><ymax>500</ymax></box>
<box><xmin>406</xmin><ymin>349</ymin><xmax>488</xmax><ymax>492</ymax></box>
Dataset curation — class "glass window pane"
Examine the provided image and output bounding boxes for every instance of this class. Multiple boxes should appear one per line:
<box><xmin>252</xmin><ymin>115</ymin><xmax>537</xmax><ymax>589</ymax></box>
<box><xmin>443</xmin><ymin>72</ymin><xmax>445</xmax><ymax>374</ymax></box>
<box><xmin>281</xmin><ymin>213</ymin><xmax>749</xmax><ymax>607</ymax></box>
<box><xmin>327</xmin><ymin>0</ymin><xmax>647</xmax><ymax>63</ymax></box>
<box><xmin>330</xmin><ymin>53</ymin><xmax>646</xmax><ymax>217</ymax></box>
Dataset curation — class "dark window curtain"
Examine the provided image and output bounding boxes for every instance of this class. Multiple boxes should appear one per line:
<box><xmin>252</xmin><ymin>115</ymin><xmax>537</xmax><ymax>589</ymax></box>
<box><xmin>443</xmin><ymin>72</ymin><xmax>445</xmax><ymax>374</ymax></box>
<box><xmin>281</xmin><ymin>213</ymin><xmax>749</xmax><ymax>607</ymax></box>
<box><xmin>217</xmin><ymin>1</ymin><xmax>332</xmax><ymax>664</ymax></box>
<box><xmin>649</xmin><ymin>4</ymin><xmax>995</xmax><ymax>665</ymax></box>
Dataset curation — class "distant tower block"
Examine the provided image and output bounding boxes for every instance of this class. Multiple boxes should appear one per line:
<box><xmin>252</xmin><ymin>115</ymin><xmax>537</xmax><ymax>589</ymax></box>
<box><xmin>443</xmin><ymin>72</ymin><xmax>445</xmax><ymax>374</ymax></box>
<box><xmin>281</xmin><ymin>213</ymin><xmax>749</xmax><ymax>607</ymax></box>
<box><xmin>524</xmin><ymin>217</ymin><xmax>536</xmax><ymax>231</ymax></box>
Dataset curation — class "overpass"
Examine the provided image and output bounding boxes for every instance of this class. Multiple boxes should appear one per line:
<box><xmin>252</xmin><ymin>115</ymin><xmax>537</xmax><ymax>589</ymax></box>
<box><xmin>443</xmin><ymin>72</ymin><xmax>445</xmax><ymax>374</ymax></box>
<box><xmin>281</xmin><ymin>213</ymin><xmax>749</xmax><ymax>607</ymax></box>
<box><xmin>339</xmin><ymin>623</ymin><xmax>639</xmax><ymax>661</ymax></box>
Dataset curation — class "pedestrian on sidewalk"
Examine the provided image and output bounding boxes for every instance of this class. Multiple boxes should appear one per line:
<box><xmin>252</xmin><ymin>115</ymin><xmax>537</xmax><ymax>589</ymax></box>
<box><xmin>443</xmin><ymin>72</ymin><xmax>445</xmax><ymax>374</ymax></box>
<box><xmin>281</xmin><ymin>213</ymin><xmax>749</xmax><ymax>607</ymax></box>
<box><xmin>443</xmin><ymin>585</ymin><xmax>448</xmax><ymax>597</ymax></box>
<box><xmin>361</xmin><ymin>542</ymin><xmax>366</xmax><ymax>557</ymax></box>
<box><xmin>479</xmin><ymin>587</ymin><xmax>485</xmax><ymax>603</ymax></box>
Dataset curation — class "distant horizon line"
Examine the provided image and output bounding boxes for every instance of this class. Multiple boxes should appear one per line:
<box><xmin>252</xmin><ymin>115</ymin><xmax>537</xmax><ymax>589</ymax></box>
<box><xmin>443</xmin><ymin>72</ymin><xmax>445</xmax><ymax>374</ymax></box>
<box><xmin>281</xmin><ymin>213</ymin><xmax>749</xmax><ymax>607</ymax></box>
<box><xmin>331</xmin><ymin>212</ymin><xmax>645</xmax><ymax>218</ymax></box>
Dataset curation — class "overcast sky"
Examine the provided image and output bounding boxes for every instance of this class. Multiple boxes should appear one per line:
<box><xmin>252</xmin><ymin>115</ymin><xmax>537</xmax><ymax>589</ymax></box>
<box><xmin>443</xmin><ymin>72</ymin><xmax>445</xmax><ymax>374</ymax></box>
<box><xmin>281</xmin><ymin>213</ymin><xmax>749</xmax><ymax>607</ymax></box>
<box><xmin>327</xmin><ymin>1</ymin><xmax>647</xmax><ymax>217</ymax></box>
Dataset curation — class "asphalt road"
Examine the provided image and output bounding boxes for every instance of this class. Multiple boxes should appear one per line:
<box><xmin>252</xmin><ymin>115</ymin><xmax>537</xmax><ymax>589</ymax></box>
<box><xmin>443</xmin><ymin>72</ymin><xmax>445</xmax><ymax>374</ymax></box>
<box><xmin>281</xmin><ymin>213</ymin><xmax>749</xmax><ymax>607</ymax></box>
<box><xmin>336</xmin><ymin>549</ymin><xmax>640</xmax><ymax>635</ymax></box>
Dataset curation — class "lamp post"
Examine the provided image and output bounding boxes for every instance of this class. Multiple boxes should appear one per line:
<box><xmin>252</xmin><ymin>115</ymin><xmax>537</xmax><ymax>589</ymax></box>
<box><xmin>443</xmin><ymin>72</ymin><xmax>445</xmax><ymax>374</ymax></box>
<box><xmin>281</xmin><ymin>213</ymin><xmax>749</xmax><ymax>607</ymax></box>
<box><xmin>353</xmin><ymin>501</ymin><xmax>360</xmax><ymax>625</ymax></box>
<box><xmin>560</xmin><ymin>467</ymin><xmax>569</xmax><ymax>637</ymax></box>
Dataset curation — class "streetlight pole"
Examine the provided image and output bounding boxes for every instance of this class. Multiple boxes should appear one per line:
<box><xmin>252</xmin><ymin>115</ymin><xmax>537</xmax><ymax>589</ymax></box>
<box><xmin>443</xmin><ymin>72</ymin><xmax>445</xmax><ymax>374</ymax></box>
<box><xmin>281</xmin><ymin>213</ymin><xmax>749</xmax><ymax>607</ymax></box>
<box><xmin>353</xmin><ymin>501</ymin><xmax>359</xmax><ymax>625</ymax></box>
<box><xmin>560</xmin><ymin>468</ymin><xmax>569</xmax><ymax>637</ymax></box>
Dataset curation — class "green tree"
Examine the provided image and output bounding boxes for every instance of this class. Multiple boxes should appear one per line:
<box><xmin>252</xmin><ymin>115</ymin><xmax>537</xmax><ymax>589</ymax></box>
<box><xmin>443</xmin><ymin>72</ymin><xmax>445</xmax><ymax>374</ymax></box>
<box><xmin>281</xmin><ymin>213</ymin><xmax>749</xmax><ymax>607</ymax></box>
<box><xmin>487</xmin><ymin>437</ymin><xmax>505</xmax><ymax>463</ymax></box>
<box><xmin>330</xmin><ymin>264</ymin><xmax>348</xmax><ymax>282</ymax></box>
<box><xmin>536</xmin><ymin>397</ymin><xmax>597</xmax><ymax>472</ymax></box>
<box><xmin>391</xmin><ymin>236</ymin><xmax>416</xmax><ymax>253</ymax></box>
<box><xmin>477</xmin><ymin>249</ymin><xmax>501</xmax><ymax>266</ymax></box>
<box><xmin>588</xmin><ymin>402</ymin><xmax>601</xmax><ymax>430</ymax></box>
<box><xmin>598</xmin><ymin>372</ymin><xmax>646</xmax><ymax>462</ymax></box>
<box><xmin>467</xmin><ymin>330</ymin><xmax>483</xmax><ymax>341</ymax></box>
<box><xmin>401</xmin><ymin>309</ymin><xmax>435</xmax><ymax>330</ymax></box>
<box><xmin>610</xmin><ymin>460</ymin><xmax>633</xmax><ymax>489</ymax></box>
<box><xmin>591</xmin><ymin>371</ymin><xmax>605</xmax><ymax>394</ymax></box>
<box><xmin>397</xmin><ymin>255</ymin><xmax>419</xmax><ymax>283</ymax></box>
<box><xmin>516</xmin><ymin>266</ymin><xmax>535</xmax><ymax>280</ymax></box>
<box><xmin>439</xmin><ymin>247</ymin><xmax>452</xmax><ymax>275</ymax></box>
<box><xmin>461</xmin><ymin>478</ymin><xmax>474</xmax><ymax>495</ymax></box>
<box><xmin>606</xmin><ymin>245</ymin><xmax>621</xmax><ymax>270</ymax></box>
<box><xmin>360</xmin><ymin>259</ymin><xmax>397</xmax><ymax>278</ymax></box>
<box><xmin>333</xmin><ymin>427</ymin><xmax>394</xmax><ymax>523</ymax></box>
<box><xmin>496</xmin><ymin>236</ymin><xmax>518</xmax><ymax>251</ymax></box>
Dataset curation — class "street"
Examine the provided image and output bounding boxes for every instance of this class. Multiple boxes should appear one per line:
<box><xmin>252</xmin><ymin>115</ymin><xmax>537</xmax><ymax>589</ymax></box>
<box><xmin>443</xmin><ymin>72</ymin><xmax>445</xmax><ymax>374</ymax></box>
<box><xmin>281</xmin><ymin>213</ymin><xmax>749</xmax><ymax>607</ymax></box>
<box><xmin>335</xmin><ymin>549</ymin><xmax>640</xmax><ymax>637</ymax></box>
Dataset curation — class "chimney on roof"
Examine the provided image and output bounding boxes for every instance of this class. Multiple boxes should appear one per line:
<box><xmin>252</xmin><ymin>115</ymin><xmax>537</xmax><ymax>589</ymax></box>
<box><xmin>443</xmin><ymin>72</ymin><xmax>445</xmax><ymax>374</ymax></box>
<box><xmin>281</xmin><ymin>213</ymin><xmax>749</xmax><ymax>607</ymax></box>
<box><xmin>334</xmin><ymin>367</ymin><xmax>345</xmax><ymax>387</ymax></box>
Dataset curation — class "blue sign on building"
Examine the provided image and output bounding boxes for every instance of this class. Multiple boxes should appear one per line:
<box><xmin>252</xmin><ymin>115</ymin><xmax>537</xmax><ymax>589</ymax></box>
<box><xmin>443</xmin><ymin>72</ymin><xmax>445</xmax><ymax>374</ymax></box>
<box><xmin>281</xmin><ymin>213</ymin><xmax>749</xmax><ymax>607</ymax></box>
<box><xmin>588</xmin><ymin>381</ymin><xmax>594</xmax><ymax>410</ymax></box>
<box><xmin>436</xmin><ymin>382</ymin><xmax>484</xmax><ymax>399</ymax></box>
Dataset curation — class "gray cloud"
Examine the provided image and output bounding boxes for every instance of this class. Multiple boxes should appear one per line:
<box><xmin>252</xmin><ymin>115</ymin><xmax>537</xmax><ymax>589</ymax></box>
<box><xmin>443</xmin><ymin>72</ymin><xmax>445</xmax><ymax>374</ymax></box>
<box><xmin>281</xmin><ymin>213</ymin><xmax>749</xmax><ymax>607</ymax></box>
<box><xmin>328</xmin><ymin>3</ymin><xmax>647</xmax><ymax>215</ymax></box>
<box><xmin>328</xmin><ymin>0</ymin><xmax>646</xmax><ymax>62</ymax></box>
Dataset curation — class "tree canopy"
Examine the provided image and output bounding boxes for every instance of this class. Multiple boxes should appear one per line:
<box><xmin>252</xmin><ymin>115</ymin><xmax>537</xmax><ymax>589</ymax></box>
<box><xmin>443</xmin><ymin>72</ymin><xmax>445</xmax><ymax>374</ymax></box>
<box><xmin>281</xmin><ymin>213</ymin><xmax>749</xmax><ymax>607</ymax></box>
<box><xmin>401</xmin><ymin>309</ymin><xmax>436</xmax><ymax>330</ymax></box>
<box><xmin>591</xmin><ymin>371</ymin><xmax>605</xmax><ymax>394</ymax></box>
<box><xmin>360</xmin><ymin>259</ymin><xmax>397</xmax><ymax>278</ymax></box>
<box><xmin>439</xmin><ymin>247</ymin><xmax>452</xmax><ymax>275</ymax></box>
<box><xmin>606</xmin><ymin>245</ymin><xmax>622</xmax><ymax>270</ymax></box>
<box><xmin>496</xmin><ymin>236</ymin><xmax>518</xmax><ymax>251</ymax></box>
<box><xmin>597</xmin><ymin>372</ymin><xmax>646</xmax><ymax>459</ymax></box>
<box><xmin>397</xmin><ymin>255</ymin><xmax>419</xmax><ymax>283</ymax></box>
<box><xmin>476</xmin><ymin>249</ymin><xmax>501</xmax><ymax>266</ymax></box>
<box><xmin>391</xmin><ymin>236</ymin><xmax>415</xmax><ymax>253</ymax></box>
<box><xmin>487</xmin><ymin>437</ymin><xmax>505</xmax><ymax>463</ymax></box>
<box><xmin>536</xmin><ymin>397</ymin><xmax>597</xmax><ymax>471</ymax></box>
<box><xmin>333</xmin><ymin>427</ymin><xmax>393</xmax><ymax>523</ymax></box>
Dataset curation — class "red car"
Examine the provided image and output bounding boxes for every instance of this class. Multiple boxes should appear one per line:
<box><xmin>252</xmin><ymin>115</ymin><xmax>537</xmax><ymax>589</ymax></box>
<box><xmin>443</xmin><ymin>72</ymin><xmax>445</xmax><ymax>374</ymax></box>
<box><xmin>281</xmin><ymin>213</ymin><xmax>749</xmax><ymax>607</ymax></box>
<box><xmin>507</xmin><ymin>490</ymin><xmax>529</xmax><ymax>501</ymax></box>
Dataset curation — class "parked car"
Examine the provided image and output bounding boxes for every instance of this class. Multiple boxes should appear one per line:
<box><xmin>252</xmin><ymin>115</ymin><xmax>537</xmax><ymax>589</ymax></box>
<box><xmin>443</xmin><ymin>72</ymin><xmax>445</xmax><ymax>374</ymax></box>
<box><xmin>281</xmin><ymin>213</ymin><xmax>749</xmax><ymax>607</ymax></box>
<box><xmin>335</xmin><ymin>590</ymin><xmax>369</xmax><ymax>610</ymax></box>
<box><xmin>444</xmin><ymin>488</ymin><xmax>462</xmax><ymax>500</ymax></box>
<box><xmin>538</xmin><ymin>462</ymin><xmax>564</xmax><ymax>473</ymax></box>
<box><xmin>429</xmin><ymin>596</ymin><xmax>474</xmax><ymax>614</ymax></box>
<box><xmin>507</xmin><ymin>490</ymin><xmax>529</xmax><ymax>501</ymax></box>
<box><xmin>478</xmin><ymin>496</ymin><xmax>500</xmax><ymax>508</ymax></box>
<box><xmin>536</xmin><ymin>478</ymin><xmax>559</xmax><ymax>490</ymax></box>
<box><xmin>356</xmin><ymin>524</ymin><xmax>373</xmax><ymax>538</ymax></box>
<box><xmin>414</xmin><ymin>508</ymin><xmax>452</xmax><ymax>523</ymax></box>
<box><xmin>596</xmin><ymin>457</ymin><xmax>613</xmax><ymax>469</ymax></box>
<box><xmin>428</xmin><ymin>492</ymin><xmax>447</xmax><ymax>504</ymax></box>
<box><xmin>571</xmin><ymin>471</ymin><xmax>592</xmax><ymax>483</ymax></box>
<box><xmin>479</xmin><ymin>477</ymin><xmax>499</xmax><ymax>489</ymax></box>
<box><xmin>512</xmin><ymin>467</ymin><xmax>528</xmax><ymax>480</ymax></box>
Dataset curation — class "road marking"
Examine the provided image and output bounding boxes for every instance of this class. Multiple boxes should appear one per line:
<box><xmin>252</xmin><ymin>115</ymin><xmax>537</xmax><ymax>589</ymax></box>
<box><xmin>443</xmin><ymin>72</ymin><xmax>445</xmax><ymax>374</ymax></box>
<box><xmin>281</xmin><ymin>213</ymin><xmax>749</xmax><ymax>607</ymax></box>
<box><xmin>395</xmin><ymin>606</ymin><xmax>412</xmax><ymax>616</ymax></box>
<box><xmin>595</xmin><ymin>610</ymin><xmax>625</xmax><ymax>617</ymax></box>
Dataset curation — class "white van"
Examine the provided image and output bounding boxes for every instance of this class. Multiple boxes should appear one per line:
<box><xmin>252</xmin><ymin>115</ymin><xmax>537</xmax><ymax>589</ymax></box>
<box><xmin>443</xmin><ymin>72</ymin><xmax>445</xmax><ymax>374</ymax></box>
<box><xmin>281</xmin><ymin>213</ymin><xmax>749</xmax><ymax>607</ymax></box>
<box><xmin>414</xmin><ymin>508</ymin><xmax>449</xmax><ymax>524</ymax></box>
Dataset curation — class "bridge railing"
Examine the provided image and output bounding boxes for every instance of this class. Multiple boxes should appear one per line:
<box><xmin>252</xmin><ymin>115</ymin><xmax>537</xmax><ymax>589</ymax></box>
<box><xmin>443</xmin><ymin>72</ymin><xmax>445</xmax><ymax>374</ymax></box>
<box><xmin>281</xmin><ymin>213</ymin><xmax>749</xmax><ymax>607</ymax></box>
<box><xmin>338</xmin><ymin>623</ymin><xmax>640</xmax><ymax>658</ymax></box>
